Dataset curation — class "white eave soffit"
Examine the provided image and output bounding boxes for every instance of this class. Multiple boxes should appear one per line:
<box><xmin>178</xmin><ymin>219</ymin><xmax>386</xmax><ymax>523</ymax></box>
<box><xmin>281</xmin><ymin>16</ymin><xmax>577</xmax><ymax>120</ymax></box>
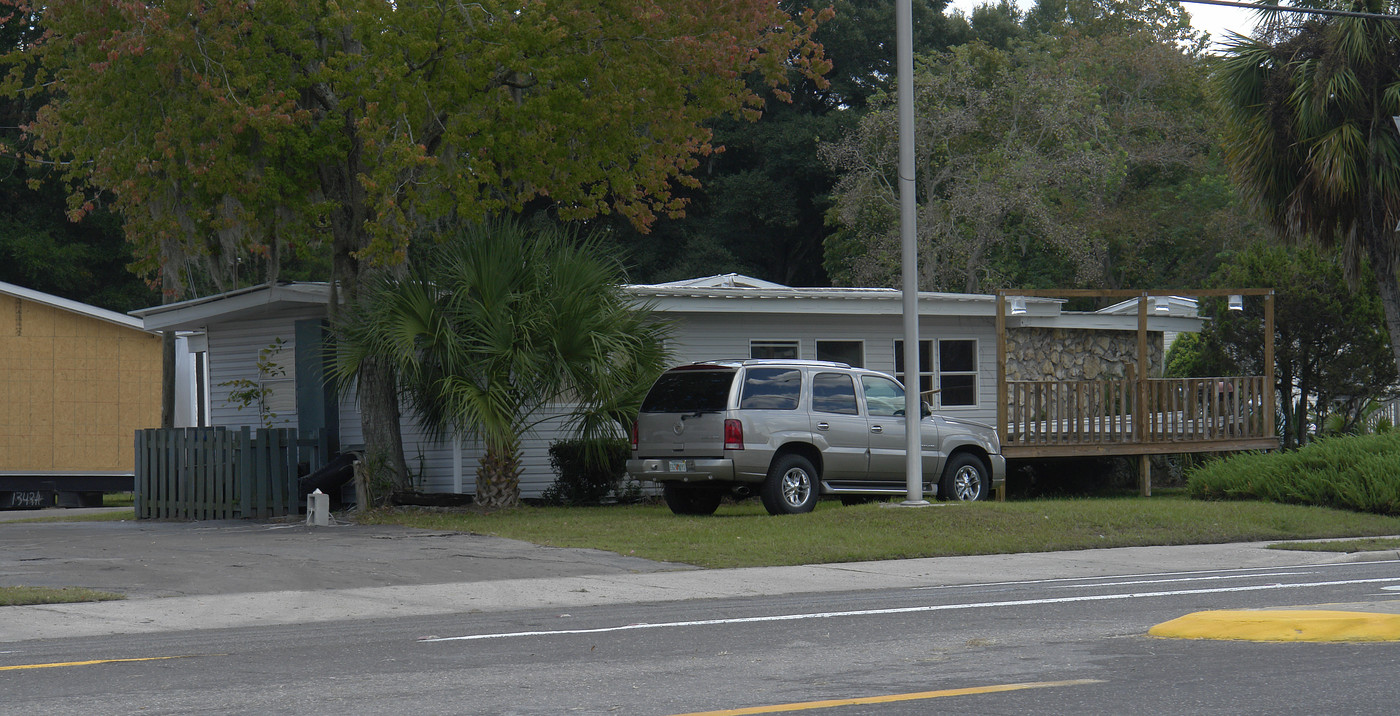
<box><xmin>132</xmin><ymin>282</ymin><xmax>331</xmax><ymax>331</ymax></box>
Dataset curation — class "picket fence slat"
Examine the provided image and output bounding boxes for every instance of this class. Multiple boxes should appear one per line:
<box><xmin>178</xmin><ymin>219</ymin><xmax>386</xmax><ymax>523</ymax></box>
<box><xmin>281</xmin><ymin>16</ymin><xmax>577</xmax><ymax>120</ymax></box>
<box><xmin>134</xmin><ymin>427</ymin><xmax>330</xmax><ymax>520</ymax></box>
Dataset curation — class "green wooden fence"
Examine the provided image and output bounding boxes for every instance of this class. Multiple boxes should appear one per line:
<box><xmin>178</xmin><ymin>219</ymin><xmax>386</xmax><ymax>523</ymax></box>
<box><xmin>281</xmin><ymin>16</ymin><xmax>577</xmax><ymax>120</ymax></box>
<box><xmin>134</xmin><ymin>427</ymin><xmax>335</xmax><ymax>520</ymax></box>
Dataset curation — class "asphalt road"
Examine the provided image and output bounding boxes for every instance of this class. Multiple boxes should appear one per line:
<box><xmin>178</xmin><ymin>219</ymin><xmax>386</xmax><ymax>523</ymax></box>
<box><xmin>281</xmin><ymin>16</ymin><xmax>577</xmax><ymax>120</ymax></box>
<box><xmin>5</xmin><ymin>559</ymin><xmax>1399</xmax><ymax>715</ymax></box>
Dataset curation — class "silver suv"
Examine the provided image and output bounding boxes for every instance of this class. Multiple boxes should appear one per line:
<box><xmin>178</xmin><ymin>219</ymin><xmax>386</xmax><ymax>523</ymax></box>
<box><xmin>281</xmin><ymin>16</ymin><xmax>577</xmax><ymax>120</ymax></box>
<box><xmin>627</xmin><ymin>360</ymin><xmax>1006</xmax><ymax>515</ymax></box>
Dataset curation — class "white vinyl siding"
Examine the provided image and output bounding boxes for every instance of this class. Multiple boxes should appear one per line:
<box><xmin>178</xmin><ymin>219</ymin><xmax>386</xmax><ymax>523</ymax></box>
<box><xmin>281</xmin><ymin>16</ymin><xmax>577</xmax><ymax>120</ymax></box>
<box><xmin>663</xmin><ymin>312</ymin><xmax>999</xmax><ymax>424</ymax></box>
<box><xmin>200</xmin><ymin>299</ymin><xmax>1004</xmax><ymax>498</ymax></box>
<box><xmin>206</xmin><ymin>316</ymin><xmax>315</xmax><ymax>430</ymax></box>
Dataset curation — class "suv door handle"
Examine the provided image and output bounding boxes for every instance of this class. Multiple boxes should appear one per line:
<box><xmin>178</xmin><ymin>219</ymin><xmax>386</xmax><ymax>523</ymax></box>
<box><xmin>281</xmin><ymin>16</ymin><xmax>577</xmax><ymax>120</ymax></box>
<box><xmin>870</xmin><ymin>425</ymin><xmax>883</xmax><ymax>433</ymax></box>
<box><xmin>816</xmin><ymin>422</ymin><xmax>830</xmax><ymax>430</ymax></box>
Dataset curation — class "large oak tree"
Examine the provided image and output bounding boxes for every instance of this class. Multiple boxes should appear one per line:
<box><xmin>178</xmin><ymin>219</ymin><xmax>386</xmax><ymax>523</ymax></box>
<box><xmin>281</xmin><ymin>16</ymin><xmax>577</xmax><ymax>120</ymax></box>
<box><xmin>1</xmin><ymin>0</ymin><xmax>828</xmax><ymax>488</ymax></box>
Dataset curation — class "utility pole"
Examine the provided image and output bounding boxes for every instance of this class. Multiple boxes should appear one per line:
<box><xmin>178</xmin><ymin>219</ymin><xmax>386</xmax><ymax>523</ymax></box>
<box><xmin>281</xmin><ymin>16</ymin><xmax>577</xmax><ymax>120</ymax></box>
<box><xmin>896</xmin><ymin>0</ymin><xmax>928</xmax><ymax>507</ymax></box>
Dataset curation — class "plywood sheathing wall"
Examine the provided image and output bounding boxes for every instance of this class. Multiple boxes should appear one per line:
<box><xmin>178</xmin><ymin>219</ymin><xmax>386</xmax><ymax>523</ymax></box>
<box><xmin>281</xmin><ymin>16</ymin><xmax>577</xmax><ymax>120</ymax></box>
<box><xmin>0</xmin><ymin>295</ymin><xmax>162</xmax><ymax>472</ymax></box>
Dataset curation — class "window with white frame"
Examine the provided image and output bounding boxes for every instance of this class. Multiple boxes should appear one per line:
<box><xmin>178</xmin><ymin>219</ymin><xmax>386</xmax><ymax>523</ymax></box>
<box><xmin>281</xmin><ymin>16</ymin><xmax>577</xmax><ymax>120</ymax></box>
<box><xmin>816</xmin><ymin>339</ymin><xmax>864</xmax><ymax>368</ymax></box>
<box><xmin>938</xmin><ymin>338</ymin><xmax>978</xmax><ymax>407</ymax></box>
<box><xmin>893</xmin><ymin>339</ymin><xmax>933</xmax><ymax>398</ymax></box>
<box><xmin>750</xmin><ymin>339</ymin><xmax>799</xmax><ymax>360</ymax></box>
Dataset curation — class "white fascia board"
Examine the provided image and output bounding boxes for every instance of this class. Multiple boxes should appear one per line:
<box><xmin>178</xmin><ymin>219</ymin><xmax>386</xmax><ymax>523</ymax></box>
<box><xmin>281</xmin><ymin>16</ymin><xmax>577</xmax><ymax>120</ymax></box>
<box><xmin>133</xmin><ymin>282</ymin><xmax>331</xmax><ymax>331</ymax></box>
<box><xmin>1014</xmin><ymin>314</ymin><xmax>1204</xmax><ymax>333</ymax></box>
<box><xmin>0</xmin><ymin>279</ymin><xmax>149</xmax><ymax>332</ymax></box>
<box><xmin>628</xmin><ymin>287</ymin><xmax>1054</xmax><ymax>317</ymax></box>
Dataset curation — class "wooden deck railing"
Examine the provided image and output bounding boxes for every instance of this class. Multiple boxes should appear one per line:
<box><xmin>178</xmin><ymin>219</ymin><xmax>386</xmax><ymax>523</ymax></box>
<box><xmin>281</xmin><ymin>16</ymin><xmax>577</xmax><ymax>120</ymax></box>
<box><xmin>1003</xmin><ymin>376</ymin><xmax>1275</xmax><ymax>456</ymax></box>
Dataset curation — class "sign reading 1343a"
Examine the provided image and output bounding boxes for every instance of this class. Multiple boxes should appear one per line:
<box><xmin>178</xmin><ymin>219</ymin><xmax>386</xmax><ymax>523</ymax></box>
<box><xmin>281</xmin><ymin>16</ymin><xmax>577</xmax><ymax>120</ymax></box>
<box><xmin>0</xmin><ymin>491</ymin><xmax>53</xmax><ymax>510</ymax></box>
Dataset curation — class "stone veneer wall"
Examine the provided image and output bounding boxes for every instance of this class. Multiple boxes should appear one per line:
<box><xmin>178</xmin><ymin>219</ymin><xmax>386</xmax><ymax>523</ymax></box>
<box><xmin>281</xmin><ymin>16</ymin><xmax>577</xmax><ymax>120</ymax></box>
<box><xmin>1006</xmin><ymin>327</ymin><xmax>1163</xmax><ymax>382</ymax></box>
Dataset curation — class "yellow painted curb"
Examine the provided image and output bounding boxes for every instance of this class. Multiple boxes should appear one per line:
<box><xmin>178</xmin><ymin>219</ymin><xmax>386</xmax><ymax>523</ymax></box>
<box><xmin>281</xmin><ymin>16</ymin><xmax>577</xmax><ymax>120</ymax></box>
<box><xmin>1149</xmin><ymin>610</ymin><xmax>1400</xmax><ymax>642</ymax></box>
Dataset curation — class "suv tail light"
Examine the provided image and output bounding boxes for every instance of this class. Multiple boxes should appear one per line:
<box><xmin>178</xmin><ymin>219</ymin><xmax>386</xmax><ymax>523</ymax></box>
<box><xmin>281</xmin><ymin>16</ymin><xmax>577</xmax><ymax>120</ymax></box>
<box><xmin>630</xmin><ymin>420</ymin><xmax>639</xmax><ymax>451</ymax></box>
<box><xmin>724</xmin><ymin>419</ymin><xmax>744</xmax><ymax>450</ymax></box>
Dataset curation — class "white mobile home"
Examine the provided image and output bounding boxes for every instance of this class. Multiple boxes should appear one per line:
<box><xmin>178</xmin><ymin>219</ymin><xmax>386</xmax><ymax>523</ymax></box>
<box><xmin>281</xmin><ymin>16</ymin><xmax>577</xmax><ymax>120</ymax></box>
<box><xmin>133</xmin><ymin>275</ymin><xmax>1203</xmax><ymax>498</ymax></box>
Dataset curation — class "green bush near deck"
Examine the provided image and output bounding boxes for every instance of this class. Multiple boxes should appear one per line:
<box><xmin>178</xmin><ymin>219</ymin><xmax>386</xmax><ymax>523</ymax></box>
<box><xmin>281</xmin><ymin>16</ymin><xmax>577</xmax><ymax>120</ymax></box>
<box><xmin>1187</xmin><ymin>433</ymin><xmax>1400</xmax><ymax>515</ymax></box>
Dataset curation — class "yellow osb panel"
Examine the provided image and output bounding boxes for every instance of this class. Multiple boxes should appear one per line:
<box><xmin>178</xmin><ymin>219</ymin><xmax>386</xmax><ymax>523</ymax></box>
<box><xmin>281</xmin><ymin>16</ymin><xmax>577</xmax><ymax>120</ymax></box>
<box><xmin>17</xmin><ymin>300</ymin><xmax>57</xmax><ymax>337</ymax></box>
<box><xmin>0</xmin><ymin>299</ymin><xmax>161</xmax><ymax>472</ymax></box>
<box><xmin>6</xmin><ymin>338</ymin><xmax>54</xmax><ymax>368</ymax></box>
<box><xmin>50</xmin><ymin>309</ymin><xmax>90</xmax><ymax>338</ymax></box>
<box><xmin>0</xmin><ymin>295</ymin><xmax>16</xmax><ymax>335</ymax></box>
<box><xmin>118</xmin><ymin>333</ymin><xmax>162</xmax><ymax>363</ymax></box>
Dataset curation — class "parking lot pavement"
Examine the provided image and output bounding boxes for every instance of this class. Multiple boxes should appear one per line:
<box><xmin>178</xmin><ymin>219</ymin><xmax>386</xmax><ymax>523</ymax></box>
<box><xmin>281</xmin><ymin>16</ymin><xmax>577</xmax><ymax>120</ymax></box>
<box><xmin>2</xmin><ymin>510</ymin><xmax>1398</xmax><ymax>643</ymax></box>
<box><xmin>0</xmin><ymin>512</ymin><xmax>694</xmax><ymax>599</ymax></box>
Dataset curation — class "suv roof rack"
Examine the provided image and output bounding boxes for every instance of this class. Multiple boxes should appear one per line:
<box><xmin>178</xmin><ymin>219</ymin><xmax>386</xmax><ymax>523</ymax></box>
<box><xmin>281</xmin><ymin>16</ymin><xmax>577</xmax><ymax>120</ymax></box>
<box><xmin>668</xmin><ymin>359</ymin><xmax>855</xmax><ymax>371</ymax></box>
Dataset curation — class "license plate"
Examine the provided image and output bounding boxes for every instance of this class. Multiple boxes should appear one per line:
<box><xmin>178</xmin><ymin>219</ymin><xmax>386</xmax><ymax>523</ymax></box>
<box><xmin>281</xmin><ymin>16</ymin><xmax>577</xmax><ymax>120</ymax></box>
<box><xmin>668</xmin><ymin>459</ymin><xmax>687</xmax><ymax>472</ymax></box>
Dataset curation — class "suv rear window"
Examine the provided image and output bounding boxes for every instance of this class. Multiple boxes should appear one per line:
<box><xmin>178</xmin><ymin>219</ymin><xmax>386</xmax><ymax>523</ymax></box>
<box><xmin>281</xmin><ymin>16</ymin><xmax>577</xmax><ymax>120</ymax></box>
<box><xmin>739</xmin><ymin>367</ymin><xmax>802</xmax><ymax>411</ymax></box>
<box><xmin>640</xmin><ymin>369</ymin><xmax>736</xmax><ymax>413</ymax></box>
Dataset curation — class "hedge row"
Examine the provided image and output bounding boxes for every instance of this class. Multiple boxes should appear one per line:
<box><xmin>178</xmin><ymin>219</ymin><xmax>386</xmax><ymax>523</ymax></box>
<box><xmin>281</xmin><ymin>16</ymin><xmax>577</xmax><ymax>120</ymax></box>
<box><xmin>1186</xmin><ymin>432</ymin><xmax>1400</xmax><ymax>515</ymax></box>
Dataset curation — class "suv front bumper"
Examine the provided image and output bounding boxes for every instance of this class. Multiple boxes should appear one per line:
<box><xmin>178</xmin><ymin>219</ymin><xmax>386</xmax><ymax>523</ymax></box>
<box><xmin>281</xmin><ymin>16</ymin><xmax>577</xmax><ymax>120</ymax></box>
<box><xmin>627</xmin><ymin>457</ymin><xmax>739</xmax><ymax>484</ymax></box>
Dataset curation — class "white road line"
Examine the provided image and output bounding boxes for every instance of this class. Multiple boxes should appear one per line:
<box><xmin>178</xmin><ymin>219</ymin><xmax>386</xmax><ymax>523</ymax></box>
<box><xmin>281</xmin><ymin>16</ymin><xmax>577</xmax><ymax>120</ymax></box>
<box><xmin>912</xmin><ymin>560</ymin><xmax>1395</xmax><ymax>590</ymax></box>
<box><xmin>421</xmin><ymin>576</ymin><xmax>1400</xmax><ymax>643</ymax></box>
<box><xmin>1045</xmin><ymin>572</ymin><xmax>1309</xmax><ymax>589</ymax></box>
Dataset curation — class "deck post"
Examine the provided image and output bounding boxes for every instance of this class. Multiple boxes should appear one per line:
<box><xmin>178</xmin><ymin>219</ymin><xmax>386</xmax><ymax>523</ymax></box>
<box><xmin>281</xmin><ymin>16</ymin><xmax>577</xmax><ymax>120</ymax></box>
<box><xmin>1136</xmin><ymin>291</ymin><xmax>1148</xmax><ymax>447</ymax></box>
<box><xmin>1264</xmin><ymin>291</ymin><xmax>1276</xmax><ymax>445</ymax></box>
<box><xmin>1139</xmin><ymin>454</ymin><xmax>1151</xmax><ymax>497</ymax></box>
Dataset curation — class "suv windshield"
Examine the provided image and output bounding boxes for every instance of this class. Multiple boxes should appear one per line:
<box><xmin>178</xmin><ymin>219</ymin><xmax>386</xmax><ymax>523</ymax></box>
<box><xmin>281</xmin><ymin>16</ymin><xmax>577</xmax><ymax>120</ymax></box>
<box><xmin>640</xmin><ymin>369</ymin><xmax>736</xmax><ymax>413</ymax></box>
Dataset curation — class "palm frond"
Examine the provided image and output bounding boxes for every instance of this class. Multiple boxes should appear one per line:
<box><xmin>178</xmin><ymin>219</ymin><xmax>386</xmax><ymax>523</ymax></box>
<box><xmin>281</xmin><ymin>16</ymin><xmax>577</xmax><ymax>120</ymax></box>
<box><xmin>332</xmin><ymin>217</ymin><xmax>672</xmax><ymax>497</ymax></box>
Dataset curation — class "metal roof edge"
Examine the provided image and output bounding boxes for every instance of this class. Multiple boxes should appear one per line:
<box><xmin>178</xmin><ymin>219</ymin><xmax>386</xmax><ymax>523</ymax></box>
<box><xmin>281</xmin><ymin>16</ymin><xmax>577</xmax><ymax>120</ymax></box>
<box><xmin>0</xmin><ymin>279</ymin><xmax>149</xmax><ymax>332</ymax></box>
<box><xmin>133</xmin><ymin>282</ymin><xmax>331</xmax><ymax>331</ymax></box>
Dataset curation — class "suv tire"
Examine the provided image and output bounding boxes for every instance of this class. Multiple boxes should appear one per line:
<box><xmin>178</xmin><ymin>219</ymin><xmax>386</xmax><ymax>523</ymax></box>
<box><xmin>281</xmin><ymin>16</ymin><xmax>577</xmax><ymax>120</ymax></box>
<box><xmin>662</xmin><ymin>483</ymin><xmax>723</xmax><ymax>515</ymax></box>
<box><xmin>940</xmin><ymin>453</ymin><xmax>989</xmax><ymax>501</ymax></box>
<box><xmin>761</xmin><ymin>454</ymin><xmax>819</xmax><ymax>515</ymax></box>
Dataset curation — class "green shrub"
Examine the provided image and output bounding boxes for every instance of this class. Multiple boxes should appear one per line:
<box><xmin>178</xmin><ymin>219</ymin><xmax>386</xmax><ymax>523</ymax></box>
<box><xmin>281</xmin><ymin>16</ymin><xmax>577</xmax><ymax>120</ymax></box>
<box><xmin>541</xmin><ymin>438</ymin><xmax>635</xmax><ymax>506</ymax></box>
<box><xmin>1187</xmin><ymin>433</ymin><xmax>1400</xmax><ymax>514</ymax></box>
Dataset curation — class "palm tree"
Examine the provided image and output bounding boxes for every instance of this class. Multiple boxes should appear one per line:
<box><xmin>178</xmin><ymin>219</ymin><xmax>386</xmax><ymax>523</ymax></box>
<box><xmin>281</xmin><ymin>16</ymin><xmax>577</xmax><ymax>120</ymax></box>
<box><xmin>335</xmin><ymin>220</ymin><xmax>669</xmax><ymax>508</ymax></box>
<box><xmin>1214</xmin><ymin>1</ymin><xmax>1400</xmax><ymax>374</ymax></box>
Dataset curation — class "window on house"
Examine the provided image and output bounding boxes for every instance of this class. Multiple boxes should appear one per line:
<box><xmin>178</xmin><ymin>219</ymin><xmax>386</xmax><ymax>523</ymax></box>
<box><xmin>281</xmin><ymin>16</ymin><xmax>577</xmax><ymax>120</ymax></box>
<box><xmin>816</xmin><ymin>340</ymin><xmax>864</xmax><ymax>368</ymax></box>
<box><xmin>893</xmin><ymin>339</ymin><xmax>933</xmax><ymax>398</ymax></box>
<box><xmin>750</xmin><ymin>339</ymin><xmax>799</xmax><ymax>360</ymax></box>
<box><xmin>812</xmin><ymin>372</ymin><xmax>859</xmax><ymax>415</ymax></box>
<box><xmin>938</xmin><ymin>339</ymin><xmax>978</xmax><ymax>407</ymax></box>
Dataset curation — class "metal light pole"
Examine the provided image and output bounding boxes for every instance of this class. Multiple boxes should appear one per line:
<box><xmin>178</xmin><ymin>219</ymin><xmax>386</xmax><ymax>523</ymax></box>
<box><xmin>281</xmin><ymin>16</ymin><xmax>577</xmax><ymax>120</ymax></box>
<box><xmin>896</xmin><ymin>0</ymin><xmax>928</xmax><ymax>506</ymax></box>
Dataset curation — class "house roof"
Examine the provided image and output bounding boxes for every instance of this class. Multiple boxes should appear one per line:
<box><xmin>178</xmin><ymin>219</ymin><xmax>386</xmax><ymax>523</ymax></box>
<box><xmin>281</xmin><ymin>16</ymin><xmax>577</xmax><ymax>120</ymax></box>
<box><xmin>643</xmin><ymin>273</ymin><xmax>791</xmax><ymax>289</ymax></box>
<box><xmin>627</xmin><ymin>274</ymin><xmax>1065</xmax><ymax>317</ymax></box>
<box><xmin>1098</xmin><ymin>295</ymin><xmax>1199</xmax><ymax>318</ymax></box>
<box><xmin>130</xmin><ymin>274</ymin><xmax>1199</xmax><ymax>333</ymax></box>
<box><xmin>0</xmin><ymin>280</ymin><xmax>149</xmax><ymax>331</ymax></box>
<box><xmin>131</xmin><ymin>282</ymin><xmax>331</xmax><ymax>331</ymax></box>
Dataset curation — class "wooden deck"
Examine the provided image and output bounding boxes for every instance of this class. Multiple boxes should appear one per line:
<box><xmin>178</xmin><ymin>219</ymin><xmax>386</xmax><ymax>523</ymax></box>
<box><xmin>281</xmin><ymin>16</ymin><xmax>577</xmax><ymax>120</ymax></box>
<box><xmin>1002</xmin><ymin>376</ymin><xmax>1278</xmax><ymax>458</ymax></box>
<box><xmin>994</xmin><ymin>288</ymin><xmax>1278</xmax><ymax>496</ymax></box>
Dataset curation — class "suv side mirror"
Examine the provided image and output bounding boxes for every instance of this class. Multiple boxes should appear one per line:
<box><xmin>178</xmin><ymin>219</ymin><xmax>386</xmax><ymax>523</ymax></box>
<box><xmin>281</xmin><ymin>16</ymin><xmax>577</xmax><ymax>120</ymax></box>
<box><xmin>921</xmin><ymin>401</ymin><xmax>932</xmax><ymax>418</ymax></box>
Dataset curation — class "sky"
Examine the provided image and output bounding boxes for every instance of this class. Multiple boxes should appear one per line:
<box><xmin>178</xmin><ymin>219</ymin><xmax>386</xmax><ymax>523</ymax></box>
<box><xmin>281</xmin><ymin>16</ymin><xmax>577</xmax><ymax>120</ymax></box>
<box><xmin>945</xmin><ymin>0</ymin><xmax>1264</xmax><ymax>47</ymax></box>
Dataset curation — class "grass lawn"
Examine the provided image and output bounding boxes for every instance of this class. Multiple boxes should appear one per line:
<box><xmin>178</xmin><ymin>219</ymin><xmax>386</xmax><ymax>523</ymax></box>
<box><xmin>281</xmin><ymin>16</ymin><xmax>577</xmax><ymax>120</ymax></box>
<box><xmin>0</xmin><ymin>586</ymin><xmax>124</xmax><ymax>607</ymax></box>
<box><xmin>1269</xmin><ymin>537</ymin><xmax>1400</xmax><ymax>553</ymax></box>
<box><xmin>357</xmin><ymin>495</ymin><xmax>1400</xmax><ymax>569</ymax></box>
